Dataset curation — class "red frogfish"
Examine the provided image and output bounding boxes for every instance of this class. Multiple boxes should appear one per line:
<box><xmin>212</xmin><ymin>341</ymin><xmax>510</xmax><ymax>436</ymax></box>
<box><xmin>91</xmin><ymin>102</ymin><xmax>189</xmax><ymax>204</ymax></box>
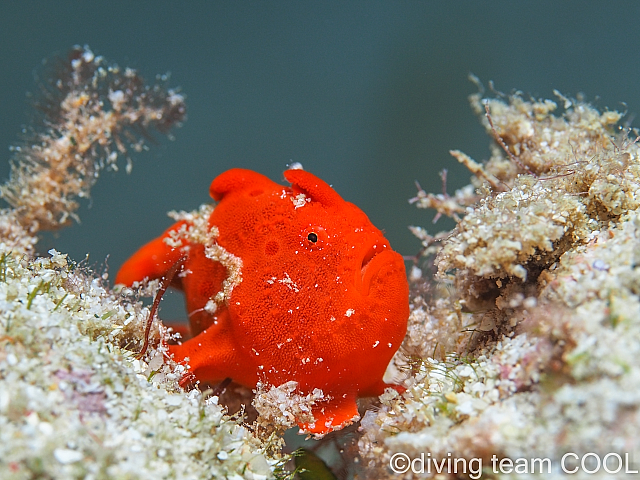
<box><xmin>116</xmin><ymin>168</ymin><xmax>409</xmax><ymax>435</ymax></box>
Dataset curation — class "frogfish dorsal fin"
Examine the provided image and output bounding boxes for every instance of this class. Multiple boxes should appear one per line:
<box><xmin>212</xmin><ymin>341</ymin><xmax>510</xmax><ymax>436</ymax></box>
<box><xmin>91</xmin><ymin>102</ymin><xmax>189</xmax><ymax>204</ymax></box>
<box><xmin>284</xmin><ymin>169</ymin><xmax>343</xmax><ymax>207</ymax></box>
<box><xmin>209</xmin><ymin>168</ymin><xmax>278</xmax><ymax>201</ymax></box>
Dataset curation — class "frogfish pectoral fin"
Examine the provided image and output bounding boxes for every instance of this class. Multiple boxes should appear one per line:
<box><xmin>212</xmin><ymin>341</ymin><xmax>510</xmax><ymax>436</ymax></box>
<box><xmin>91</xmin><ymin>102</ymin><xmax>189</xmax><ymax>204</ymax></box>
<box><xmin>115</xmin><ymin>221</ymin><xmax>188</xmax><ymax>287</ymax></box>
<box><xmin>298</xmin><ymin>396</ymin><xmax>360</xmax><ymax>438</ymax></box>
<box><xmin>168</xmin><ymin>324</ymin><xmax>248</xmax><ymax>389</ymax></box>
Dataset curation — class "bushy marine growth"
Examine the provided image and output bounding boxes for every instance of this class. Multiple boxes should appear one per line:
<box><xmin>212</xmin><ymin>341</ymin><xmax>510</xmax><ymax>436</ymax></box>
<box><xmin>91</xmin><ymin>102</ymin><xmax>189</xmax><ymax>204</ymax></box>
<box><xmin>0</xmin><ymin>250</ymin><xmax>279</xmax><ymax>479</ymax></box>
<box><xmin>0</xmin><ymin>46</ymin><xmax>186</xmax><ymax>239</ymax></box>
<box><xmin>359</xmin><ymin>89</ymin><xmax>640</xmax><ymax>478</ymax></box>
<box><xmin>0</xmin><ymin>47</ymin><xmax>284</xmax><ymax>479</ymax></box>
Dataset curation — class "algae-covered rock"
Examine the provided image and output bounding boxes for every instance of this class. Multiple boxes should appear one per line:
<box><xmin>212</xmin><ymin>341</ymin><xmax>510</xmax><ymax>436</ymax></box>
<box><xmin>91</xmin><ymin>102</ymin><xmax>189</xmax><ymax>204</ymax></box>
<box><xmin>0</xmin><ymin>249</ymin><xmax>279</xmax><ymax>479</ymax></box>
<box><xmin>359</xmin><ymin>90</ymin><xmax>640</xmax><ymax>479</ymax></box>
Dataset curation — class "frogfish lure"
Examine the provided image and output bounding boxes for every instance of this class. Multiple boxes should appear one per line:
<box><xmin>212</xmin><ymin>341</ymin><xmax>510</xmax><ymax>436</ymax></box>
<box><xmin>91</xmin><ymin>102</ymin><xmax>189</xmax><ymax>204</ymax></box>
<box><xmin>116</xmin><ymin>168</ymin><xmax>409</xmax><ymax>435</ymax></box>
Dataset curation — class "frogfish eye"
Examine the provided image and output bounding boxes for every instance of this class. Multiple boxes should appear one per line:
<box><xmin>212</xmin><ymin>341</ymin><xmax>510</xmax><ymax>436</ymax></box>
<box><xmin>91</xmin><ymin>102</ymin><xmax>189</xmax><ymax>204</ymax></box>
<box><xmin>307</xmin><ymin>232</ymin><xmax>318</xmax><ymax>243</ymax></box>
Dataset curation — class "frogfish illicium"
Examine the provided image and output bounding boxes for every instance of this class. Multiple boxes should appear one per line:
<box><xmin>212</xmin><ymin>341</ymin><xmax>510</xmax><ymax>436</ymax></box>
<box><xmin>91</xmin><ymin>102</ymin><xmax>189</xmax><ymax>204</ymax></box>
<box><xmin>116</xmin><ymin>168</ymin><xmax>409</xmax><ymax>435</ymax></box>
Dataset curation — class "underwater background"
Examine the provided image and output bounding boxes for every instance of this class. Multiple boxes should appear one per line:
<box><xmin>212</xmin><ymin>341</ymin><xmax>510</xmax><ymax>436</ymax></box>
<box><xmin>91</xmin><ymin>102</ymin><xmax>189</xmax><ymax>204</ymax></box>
<box><xmin>2</xmin><ymin>1</ymin><xmax>640</xmax><ymax>318</ymax></box>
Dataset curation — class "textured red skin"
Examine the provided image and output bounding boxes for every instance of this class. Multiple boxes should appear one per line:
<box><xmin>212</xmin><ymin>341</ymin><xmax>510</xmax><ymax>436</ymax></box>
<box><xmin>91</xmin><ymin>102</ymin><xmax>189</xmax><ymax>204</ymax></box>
<box><xmin>116</xmin><ymin>168</ymin><xmax>409</xmax><ymax>435</ymax></box>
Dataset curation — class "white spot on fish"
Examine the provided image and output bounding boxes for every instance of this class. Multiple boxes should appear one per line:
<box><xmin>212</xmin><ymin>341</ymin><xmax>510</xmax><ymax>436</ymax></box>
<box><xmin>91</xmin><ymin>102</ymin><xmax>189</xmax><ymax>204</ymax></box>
<box><xmin>291</xmin><ymin>193</ymin><xmax>311</xmax><ymax>209</ymax></box>
<box><xmin>278</xmin><ymin>273</ymin><xmax>300</xmax><ymax>292</ymax></box>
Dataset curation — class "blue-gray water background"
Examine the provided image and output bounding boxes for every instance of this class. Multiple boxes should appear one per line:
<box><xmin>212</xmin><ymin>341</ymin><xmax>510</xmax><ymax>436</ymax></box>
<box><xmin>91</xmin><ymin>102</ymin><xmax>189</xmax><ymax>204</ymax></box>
<box><xmin>2</xmin><ymin>1</ymin><xmax>639</xmax><ymax>318</ymax></box>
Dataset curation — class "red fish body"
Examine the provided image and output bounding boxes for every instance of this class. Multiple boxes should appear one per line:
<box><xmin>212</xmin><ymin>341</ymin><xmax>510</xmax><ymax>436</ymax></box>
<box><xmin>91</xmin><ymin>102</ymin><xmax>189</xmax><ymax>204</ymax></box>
<box><xmin>116</xmin><ymin>168</ymin><xmax>409</xmax><ymax>435</ymax></box>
